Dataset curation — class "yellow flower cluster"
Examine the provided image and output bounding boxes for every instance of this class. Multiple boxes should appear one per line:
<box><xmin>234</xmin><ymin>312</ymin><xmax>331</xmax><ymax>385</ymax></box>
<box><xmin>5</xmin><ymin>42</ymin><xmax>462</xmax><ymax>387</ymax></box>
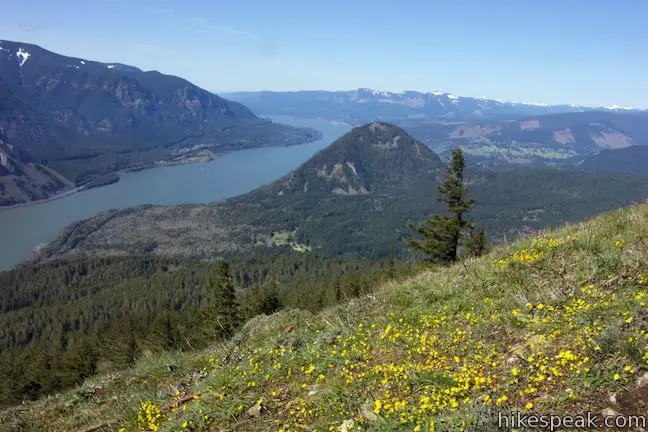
<box><xmin>120</xmin><ymin>233</ymin><xmax>648</xmax><ymax>431</ymax></box>
<box><xmin>493</xmin><ymin>235</ymin><xmax>578</xmax><ymax>268</ymax></box>
<box><xmin>512</xmin><ymin>248</ymin><xmax>545</xmax><ymax>264</ymax></box>
<box><xmin>174</xmin><ymin>275</ymin><xmax>639</xmax><ymax>430</ymax></box>
<box><xmin>136</xmin><ymin>401</ymin><xmax>163</xmax><ymax>432</ymax></box>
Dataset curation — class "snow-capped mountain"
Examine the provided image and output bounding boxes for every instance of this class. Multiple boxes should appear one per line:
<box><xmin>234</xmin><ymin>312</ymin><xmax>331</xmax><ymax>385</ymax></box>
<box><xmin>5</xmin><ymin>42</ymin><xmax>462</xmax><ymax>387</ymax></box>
<box><xmin>0</xmin><ymin>40</ymin><xmax>143</xmax><ymax>74</ymax></box>
<box><xmin>222</xmin><ymin>88</ymin><xmax>644</xmax><ymax>123</ymax></box>
<box><xmin>0</xmin><ymin>39</ymin><xmax>319</xmax><ymax>206</ymax></box>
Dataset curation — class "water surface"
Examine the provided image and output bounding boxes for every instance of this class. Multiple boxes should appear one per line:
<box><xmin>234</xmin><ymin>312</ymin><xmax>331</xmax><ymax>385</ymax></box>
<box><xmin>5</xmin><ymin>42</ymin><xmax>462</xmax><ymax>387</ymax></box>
<box><xmin>0</xmin><ymin>116</ymin><xmax>351</xmax><ymax>271</ymax></box>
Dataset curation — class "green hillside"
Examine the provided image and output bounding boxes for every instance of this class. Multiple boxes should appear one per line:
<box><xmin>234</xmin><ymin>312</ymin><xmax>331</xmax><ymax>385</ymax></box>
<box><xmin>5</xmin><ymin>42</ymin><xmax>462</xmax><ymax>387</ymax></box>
<box><xmin>3</xmin><ymin>202</ymin><xmax>648</xmax><ymax>431</ymax></box>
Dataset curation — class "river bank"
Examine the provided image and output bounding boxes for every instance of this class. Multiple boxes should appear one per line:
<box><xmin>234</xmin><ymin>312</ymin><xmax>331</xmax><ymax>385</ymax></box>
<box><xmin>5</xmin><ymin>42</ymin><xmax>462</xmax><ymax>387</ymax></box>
<box><xmin>0</xmin><ymin>151</ymin><xmax>221</xmax><ymax>211</ymax></box>
<box><xmin>0</xmin><ymin>116</ymin><xmax>351</xmax><ymax>271</ymax></box>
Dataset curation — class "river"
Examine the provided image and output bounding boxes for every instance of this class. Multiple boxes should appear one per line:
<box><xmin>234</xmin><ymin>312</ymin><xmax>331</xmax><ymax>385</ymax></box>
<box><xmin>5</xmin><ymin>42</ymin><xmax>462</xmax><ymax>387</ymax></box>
<box><xmin>0</xmin><ymin>116</ymin><xmax>352</xmax><ymax>271</ymax></box>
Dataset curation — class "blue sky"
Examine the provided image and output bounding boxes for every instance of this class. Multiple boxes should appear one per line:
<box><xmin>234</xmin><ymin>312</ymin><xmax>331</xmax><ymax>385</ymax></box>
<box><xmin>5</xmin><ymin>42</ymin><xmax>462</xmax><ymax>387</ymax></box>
<box><xmin>1</xmin><ymin>0</ymin><xmax>646</xmax><ymax>107</ymax></box>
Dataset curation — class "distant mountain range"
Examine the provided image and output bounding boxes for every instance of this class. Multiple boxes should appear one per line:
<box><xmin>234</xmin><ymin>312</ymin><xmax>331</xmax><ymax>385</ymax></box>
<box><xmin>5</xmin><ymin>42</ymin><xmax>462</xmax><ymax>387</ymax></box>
<box><xmin>2</xmin><ymin>38</ymin><xmax>645</xmax><ymax>208</ymax></box>
<box><xmin>222</xmin><ymin>89</ymin><xmax>643</xmax><ymax>123</ymax></box>
<box><xmin>31</xmin><ymin>122</ymin><xmax>648</xmax><ymax>264</ymax></box>
<box><xmin>0</xmin><ymin>40</ymin><xmax>320</xmax><ymax>206</ymax></box>
<box><xmin>223</xmin><ymin>89</ymin><xmax>648</xmax><ymax>169</ymax></box>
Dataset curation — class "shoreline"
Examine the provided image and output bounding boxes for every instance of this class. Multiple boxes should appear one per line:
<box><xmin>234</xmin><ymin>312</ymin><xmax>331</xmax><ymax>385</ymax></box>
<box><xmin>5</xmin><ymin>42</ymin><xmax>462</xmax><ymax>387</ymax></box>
<box><xmin>0</xmin><ymin>156</ymin><xmax>216</xmax><ymax>211</ymax></box>
<box><xmin>0</xmin><ymin>142</ymin><xmax>304</xmax><ymax>211</ymax></box>
<box><xmin>0</xmin><ymin>122</ymin><xmax>326</xmax><ymax>212</ymax></box>
<box><xmin>0</xmin><ymin>162</ymin><xmax>208</xmax><ymax>212</ymax></box>
<box><xmin>0</xmin><ymin>185</ymin><xmax>88</xmax><ymax>211</ymax></box>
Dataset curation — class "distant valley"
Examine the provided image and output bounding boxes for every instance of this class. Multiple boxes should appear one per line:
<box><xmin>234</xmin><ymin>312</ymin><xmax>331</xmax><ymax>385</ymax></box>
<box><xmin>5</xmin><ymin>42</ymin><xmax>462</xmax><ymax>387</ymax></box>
<box><xmin>3</xmin><ymin>36</ymin><xmax>646</xmax><ymax>210</ymax></box>
<box><xmin>225</xmin><ymin>90</ymin><xmax>648</xmax><ymax>169</ymax></box>
<box><xmin>0</xmin><ymin>40</ymin><xmax>320</xmax><ymax>206</ymax></box>
<box><xmin>1</xmin><ymin>37</ymin><xmax>647</xmax><ymax>266</ymax></box>
<box><xmin>0</xmin><ymin>116</ymin><xmax>350</xmax><ymax>271</ymax></box>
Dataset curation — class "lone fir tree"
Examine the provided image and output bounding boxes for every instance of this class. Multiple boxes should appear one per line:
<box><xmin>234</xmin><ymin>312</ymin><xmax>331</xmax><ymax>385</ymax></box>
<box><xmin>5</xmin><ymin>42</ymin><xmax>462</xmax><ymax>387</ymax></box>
<box><xmin>207</xmin><ymin>261</ymin><xmax>240</xmax><ymax>338</ymax></box>
<box><xmin>407</xmin><ymin>148</ymin><xmax>486</xmax><ymax>263</ymax></box>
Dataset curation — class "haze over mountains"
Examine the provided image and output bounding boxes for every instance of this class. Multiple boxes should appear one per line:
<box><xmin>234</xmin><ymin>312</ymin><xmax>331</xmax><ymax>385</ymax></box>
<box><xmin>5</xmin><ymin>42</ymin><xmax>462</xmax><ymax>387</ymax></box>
<box><xmin>226</xmin><ymin>90</ymin><xmax>648</xmax><ymax>169</ymax></box>
<box><xmin>223</xmin><ymin>88</ymin><xmax>643</xmax><ymax>123</ymax></box>
<box><xmin>0</xmin><ymin>40</ymin><xmax>320</xmax><ymax>206</ymax></box>
<box><xmin>400</xmin><ymin>110</ymin><xmax>648</xmax><ymax>166</ymax></box>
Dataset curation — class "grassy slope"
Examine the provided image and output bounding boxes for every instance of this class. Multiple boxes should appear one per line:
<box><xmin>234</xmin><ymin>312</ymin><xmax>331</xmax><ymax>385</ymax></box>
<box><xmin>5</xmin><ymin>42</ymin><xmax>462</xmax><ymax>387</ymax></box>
<box><xmin>4</xmin><ymin>203</ymin><xmax>648</xmax><ymax>432</ymax></box>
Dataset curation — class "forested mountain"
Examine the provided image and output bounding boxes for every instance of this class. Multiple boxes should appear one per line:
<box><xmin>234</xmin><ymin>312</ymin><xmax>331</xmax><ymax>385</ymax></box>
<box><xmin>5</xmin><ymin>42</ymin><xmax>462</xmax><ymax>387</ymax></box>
<box><xmin>0</xmin><ymin>132</ymin><xmax>73</xmax><ymax>203</ymax></box>
<box><xmin>0</xmin><ymin>40</ymin><xmax>320</xmax><ymax>206</ymax></box>
<box><xmin>30</xmin><ymin>122</ymin><xmax>648</xmax><ymax>264</ymax></box>
<box><xmin>575</xmin><ymin>145</ymin><xmax>648</xmax><ymax>175</ymax></box>
<box><xmin>263</xmin><ymin>122</ymin><xmax>444</xmax><ymax>196</ymax></box>
<box><xmin>223</xmin><ymin>88</ymin><xmax>642</xmax><ymax>122</ymax></box>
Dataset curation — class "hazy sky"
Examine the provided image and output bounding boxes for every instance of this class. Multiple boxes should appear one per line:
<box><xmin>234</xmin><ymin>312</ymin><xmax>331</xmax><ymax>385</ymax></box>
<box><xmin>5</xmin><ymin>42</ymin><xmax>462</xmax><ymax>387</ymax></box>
<box><xmin>1</xmin><ymin>0</ymin><xmax>646</xmax><ymax>107</ymax></box>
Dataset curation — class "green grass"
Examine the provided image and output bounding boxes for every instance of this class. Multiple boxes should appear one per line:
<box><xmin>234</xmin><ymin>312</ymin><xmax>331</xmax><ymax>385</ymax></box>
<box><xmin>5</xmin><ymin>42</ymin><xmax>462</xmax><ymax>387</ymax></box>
<box><xmin>3</xmin><ymin>202</ymin><xmax>648</xmax><ymax>431</ymax></box>
<box><xmin>461</xmin><ymin>144</ymin><xmax>576</xmax><ymax>160</ymax></box>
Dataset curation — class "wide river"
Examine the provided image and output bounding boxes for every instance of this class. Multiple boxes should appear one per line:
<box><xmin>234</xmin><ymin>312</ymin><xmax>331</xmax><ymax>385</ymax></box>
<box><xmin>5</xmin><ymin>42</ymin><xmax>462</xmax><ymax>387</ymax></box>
<box><xmin>0</xmin><ymin>116</ymin><xmax>352</xmax><ymax>271</ymax></box>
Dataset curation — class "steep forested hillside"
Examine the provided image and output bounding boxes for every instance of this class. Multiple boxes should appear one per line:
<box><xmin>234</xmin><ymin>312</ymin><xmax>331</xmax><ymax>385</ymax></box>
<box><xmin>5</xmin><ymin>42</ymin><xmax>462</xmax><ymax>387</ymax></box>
<box><xmin>0</xmin><ymin>253</ymin><xmax>410</xmax><ymax>407</ymax></box>
<box><xmin>576</xmin><ymin>146</ymin><xmax>648</xmax><ymax>175</ymax></box>
<box><xmin>0</xmin><ymin>40</ymin><xmax>320</xmax><ymax>205</ymax></box>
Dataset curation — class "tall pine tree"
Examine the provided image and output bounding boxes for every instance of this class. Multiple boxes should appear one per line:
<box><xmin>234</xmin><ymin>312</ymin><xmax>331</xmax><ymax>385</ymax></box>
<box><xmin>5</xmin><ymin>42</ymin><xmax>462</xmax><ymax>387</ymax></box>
<box><xmin>407</xmin><ymin>148</ymin><xmax>482</xmax><ymax>263</ymax></box>
<box><xmin>207</xmin><ymin>261</ymin><xmax>240</xmax><ymax>338</ymax></box>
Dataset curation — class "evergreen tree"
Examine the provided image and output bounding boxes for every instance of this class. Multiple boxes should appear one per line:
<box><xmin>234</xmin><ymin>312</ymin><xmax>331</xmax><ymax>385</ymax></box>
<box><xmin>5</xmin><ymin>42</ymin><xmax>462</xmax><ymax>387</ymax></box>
<box><xmin>466</xmin><ymin>226</ymin><xmax>489</xmax><ymax>257</ymax></box>
<box><xmin>407</xmin><ymin>148</ymin><xmax>478</xmax><ymax>263</ymax></box>
<box><xmin>207</xmin><ymin>261</ymin><xmax>240</xmax><ymax>338</ymax></box>
<box><xmin>241</xmin><ymin>282</ymin><xmax>281</xmax><ymax>318</ymax></box>
<box><xmin>0</xmin><ymin>253</ymin><xmax>416</xmax><ymax>406</ymax></box>
<box><xmin>60</xmin><ymin>338</ymin><xmax>99</xmax><ymax>387</ymax></box>
<box><xmin>257</xmin><ymin>281</ymin><xmax>281</xmax><ymax>316</ymax></box>
<box><xmin>162</xmin><ymin>313</ymin><xmax>177</xmax><ymax>349</ymax></box>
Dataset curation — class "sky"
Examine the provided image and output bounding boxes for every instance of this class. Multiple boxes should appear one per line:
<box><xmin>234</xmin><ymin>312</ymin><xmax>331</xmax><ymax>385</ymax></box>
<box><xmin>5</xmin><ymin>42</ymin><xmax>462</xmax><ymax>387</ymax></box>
<box><xmin>0</xmin><ymin>0</ymin><xmax>646</xmax><ymax>107</ymax></box>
